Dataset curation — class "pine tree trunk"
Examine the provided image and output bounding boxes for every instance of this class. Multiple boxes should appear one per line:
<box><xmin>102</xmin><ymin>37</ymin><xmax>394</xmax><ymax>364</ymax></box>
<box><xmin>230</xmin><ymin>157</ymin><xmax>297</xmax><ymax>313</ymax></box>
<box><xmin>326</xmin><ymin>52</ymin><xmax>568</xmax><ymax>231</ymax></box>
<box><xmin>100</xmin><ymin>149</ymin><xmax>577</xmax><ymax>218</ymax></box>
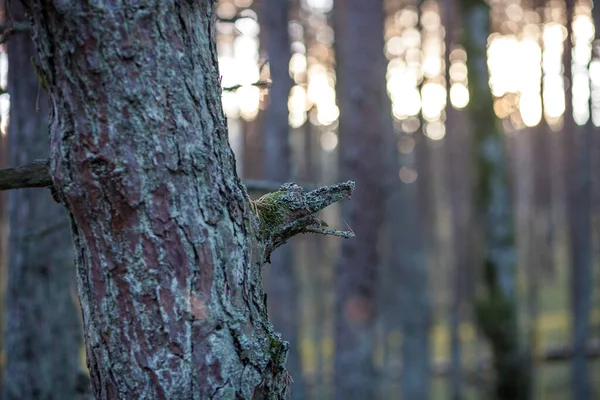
<box><xmin>333</xmin><ymin>1</ymin><xmax>387</xmax><ymax>398</ymax></box>
<box><xmin>22</xmin><ymin>1</ymin><xmax>289</xmax><ymax>398</ymax></box>
<box><xmin>3</xmin><ymin>3</ymin><xmax>88</xmax><ymax>399</ymax></box>
<box><xmin>442</xmin><ymin>0</ymin><xmax>466</xmax><ymax>397</ymax></box>
<box><xmin>563</xmin><ymin>0</ymin><xmax>593</xmax><ymax>397</ymax></box>
<box><xmin>459</xmin><ymin>0</ymin><xmax>529</xmax><ymax>398</ymax></box>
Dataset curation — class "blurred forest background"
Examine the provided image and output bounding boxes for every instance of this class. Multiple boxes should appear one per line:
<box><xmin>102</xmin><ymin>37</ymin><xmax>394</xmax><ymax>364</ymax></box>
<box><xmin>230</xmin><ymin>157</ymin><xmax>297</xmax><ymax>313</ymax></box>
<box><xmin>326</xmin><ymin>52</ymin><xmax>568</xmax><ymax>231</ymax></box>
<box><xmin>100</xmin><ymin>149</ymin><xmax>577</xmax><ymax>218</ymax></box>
<box><xmin>0</xmin><ymin>0</ymin><xmax>599</xmax><ymax>399</ymax></box>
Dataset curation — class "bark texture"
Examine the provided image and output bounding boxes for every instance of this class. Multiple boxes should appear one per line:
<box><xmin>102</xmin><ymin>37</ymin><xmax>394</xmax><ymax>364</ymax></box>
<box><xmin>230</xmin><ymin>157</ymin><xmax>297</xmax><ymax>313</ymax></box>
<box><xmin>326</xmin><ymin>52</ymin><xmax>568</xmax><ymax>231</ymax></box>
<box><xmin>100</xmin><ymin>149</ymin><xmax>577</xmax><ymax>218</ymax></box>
<box><xmin>333</xmin><ymin>1</ymin><xmax>387</xmax><ymax>398</ymax></box>
<box><xmin>261</xmin><ymin>0</ymin><xmax>304</xmax><ymax>398</ymax></box>
<box><xmin>3</xmin><ymin>3</ymin><xmax>86</xmax><ymax>398</ymax></box>
<box><xmin>23</xmin><ymin>1</ymin><xmax>290</xmax><ymax>398</ymax></box>
<box><xmin>460</xmin><ymin>0</ymin><xmax>529</xmax><ymax>398</ymax></box>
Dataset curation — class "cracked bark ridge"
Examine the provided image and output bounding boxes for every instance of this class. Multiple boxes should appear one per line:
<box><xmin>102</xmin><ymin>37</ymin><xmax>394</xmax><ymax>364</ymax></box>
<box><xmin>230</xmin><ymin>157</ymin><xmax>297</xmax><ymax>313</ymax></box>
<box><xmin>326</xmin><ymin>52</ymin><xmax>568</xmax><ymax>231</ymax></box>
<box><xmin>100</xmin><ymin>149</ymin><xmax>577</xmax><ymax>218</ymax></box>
<box><xmin>250</xmin><ymin>181</ymin><xmax>355</xmax><ymax>263</ymax></box>
<box><xmin>23</xmin><ymin>0</ymin><xmax>290</xmax><ymax>398</ymax></box>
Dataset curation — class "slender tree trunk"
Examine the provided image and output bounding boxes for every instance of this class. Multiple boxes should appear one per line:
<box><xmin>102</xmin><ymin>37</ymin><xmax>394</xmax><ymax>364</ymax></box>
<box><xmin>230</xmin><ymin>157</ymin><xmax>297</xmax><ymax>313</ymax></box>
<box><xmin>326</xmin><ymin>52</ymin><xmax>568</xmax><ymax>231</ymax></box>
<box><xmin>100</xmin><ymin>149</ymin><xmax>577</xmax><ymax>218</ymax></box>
<box><xmin>22</xmin><ymin>1</ymin><xmax>290</xmax><ymax>397</ymax></box>
<box><xmin>0</xmin><ymin>4</ymin><xmax>7</xmax><ymax>393</ymax></box>
<box><xmin>390</xmin><ymin>3</ymin><xmax>431</xmax><ymax>396</ymax></box>
<box><xmin>591</xmin><ymin>0</ymin><xmax>600</xmax><ymax>342</ymax></box>
<box><xmin>333</xmin><ymin>0</ymin><xmax>387</xmax><ymax>398</ymax></box>
<box><xmin>3</xmin><ymin>3</ymin><xmax>87</xmax><ymax>399</ymax></box>
<box><xmin>563</xmin><ymin>0</ymin><xmax>593</xmax><ymax>397</ymax></box>
<box><xmin>261</xmin><ymin>1</ymin><xmax>305</xmax><ymax>398</ymax></box>
<box><xmin>442</xmin><ymin>0</ymin><xmax>464</xmax><ymax>397</ymax></box>
<box><xmin>459</xmin><ymin>0</ymin><xmax>529</xmax><ymax>398</ymax></box>
<box><xmin>390</xmin><ymin>130</ymin><xmax>430</xmax><ymax>400</ymax></box>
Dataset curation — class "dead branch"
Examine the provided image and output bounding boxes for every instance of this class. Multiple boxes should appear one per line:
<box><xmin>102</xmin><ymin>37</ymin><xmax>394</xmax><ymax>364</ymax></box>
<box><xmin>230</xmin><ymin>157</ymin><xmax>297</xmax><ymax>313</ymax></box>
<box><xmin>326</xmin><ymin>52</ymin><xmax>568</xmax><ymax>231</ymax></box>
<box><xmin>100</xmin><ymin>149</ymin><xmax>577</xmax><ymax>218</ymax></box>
<box><xmin>0</xmin><ymin>160</ymin><xmax>309</xmax><ymax>194</ymax></box>
<box><xmin>0</xmin><ymin>159</ymin><xmax>51</xmax><ymax>190</ymax></box>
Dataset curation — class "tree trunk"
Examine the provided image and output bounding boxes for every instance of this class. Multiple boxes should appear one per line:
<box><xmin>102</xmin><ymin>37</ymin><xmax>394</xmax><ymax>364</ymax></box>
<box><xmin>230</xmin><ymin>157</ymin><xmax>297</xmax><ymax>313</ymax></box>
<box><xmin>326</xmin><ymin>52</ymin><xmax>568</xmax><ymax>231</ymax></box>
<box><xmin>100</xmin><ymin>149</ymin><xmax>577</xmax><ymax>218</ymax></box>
<box><xmin>0</xmin><ymin>2</ymin><xmax>7</xmax><ymax>392</ymax></box>
<box><xmin>564</xmin><ymin>0</ymin><xmax>593</xmax><ymax>397</ymax></box>
<box><xmin>442</xmin><ymin>0</ymin><xmax>465</xmax><ymax>397</ymax></box>
<box><xmin>390</xmin><ymin>131</ymin><xmax>430</xmax><ymax>400</ymax></box>
<box><xmin>459</xmin><ymin>0</ymin><xmax>529</xmax><ymax>398</ymax></box>
<box><xmin>333</xmin><ymin>1</ymin><xmax>387</xmax><ymax>398</ymax></box>
<box><xmin>3</xmin><ymin>3</ymin><xmax>87</xmax><ymax>399</ymax></box>
<box><xmin>261</xmin><ymin>0</ymin><xmax>304</xmax><ymax>398</ymax></box>
<box><xmin>22</xmin><ymin>1</ymin><xmax>290</xmax><ymax>398</ymax></box>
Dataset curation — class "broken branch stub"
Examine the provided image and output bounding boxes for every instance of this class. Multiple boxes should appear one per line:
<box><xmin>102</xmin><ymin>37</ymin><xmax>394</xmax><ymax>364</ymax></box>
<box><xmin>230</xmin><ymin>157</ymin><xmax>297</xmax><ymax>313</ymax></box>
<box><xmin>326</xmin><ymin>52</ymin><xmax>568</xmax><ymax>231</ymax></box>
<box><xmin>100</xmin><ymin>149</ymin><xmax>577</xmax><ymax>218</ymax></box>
<box><xmin>249</xmin><ymin>181</ymin><xmax>355</xmax><ymax>262</ymax></box>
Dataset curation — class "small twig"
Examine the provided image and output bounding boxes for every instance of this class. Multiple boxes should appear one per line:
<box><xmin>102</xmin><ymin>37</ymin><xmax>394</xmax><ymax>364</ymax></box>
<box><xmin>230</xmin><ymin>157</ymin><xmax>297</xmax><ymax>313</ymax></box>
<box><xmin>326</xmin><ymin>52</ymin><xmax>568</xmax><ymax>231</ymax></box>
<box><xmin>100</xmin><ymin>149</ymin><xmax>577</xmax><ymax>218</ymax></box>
<box><xmin>305</xmin><ymin>226</ymin><xmax>355</xmax><ymax>239</ymax></box>
<box><xmin>222</xmin><ymin>80</ymin><xmax>271</xmax><ymax>92</ymax></box>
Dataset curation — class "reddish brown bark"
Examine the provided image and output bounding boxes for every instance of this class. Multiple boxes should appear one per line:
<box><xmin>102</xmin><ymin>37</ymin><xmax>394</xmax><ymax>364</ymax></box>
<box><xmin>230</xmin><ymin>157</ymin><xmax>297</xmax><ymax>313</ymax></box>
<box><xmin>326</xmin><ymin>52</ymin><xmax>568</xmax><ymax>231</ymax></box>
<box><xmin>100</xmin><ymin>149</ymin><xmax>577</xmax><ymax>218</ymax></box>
<box><xmin>22</xmin><ymin>1</ymin><xmax>289</xmax><ymax>398</ymax></box>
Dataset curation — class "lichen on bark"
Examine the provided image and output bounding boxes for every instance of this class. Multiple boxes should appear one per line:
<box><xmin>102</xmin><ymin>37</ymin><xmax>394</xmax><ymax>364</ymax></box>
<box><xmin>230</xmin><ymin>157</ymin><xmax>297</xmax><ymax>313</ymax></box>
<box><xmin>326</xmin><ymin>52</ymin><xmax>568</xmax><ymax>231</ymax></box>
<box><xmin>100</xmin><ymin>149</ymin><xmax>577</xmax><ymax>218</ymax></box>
<box><xmin>250</xmin><ymin>181</ymin><xmax>355</xmax><ymax>262</ymax></box>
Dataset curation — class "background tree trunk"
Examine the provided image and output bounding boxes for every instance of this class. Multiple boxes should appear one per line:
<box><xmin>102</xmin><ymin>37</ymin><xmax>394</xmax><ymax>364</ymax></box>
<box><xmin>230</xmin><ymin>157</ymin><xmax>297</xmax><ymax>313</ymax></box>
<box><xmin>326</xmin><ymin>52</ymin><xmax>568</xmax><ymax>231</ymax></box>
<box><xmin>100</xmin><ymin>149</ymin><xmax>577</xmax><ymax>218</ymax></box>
<box><xmin>2</xmin><ymin>3</ymin><xmax>87</xmax><ymax>399</ymax></box>
<box><xmin>261</xmin><ymin>0</ymin><xmax>305</xmax><ymax>398</ymax></box>
<box><xmin>24</xmin><ymin>1</ymin><xmax>289</xmax><ymax>398</ymax></box>
<box><xmin>460</xmin><ymin>0</ymin><xmax>530</xmax><ymax>398</ymax></box>
<box><xmin>0</xmin><ymin>2</ymin><xmax>7</xmax><ymax>393</ymax></box>
<box><xmin>333</xmin><ymin>1</ymin><xmax>387</xmax><ymax>398</ymax></box>
<box><xmin>563</xmin><ymin>0</ymin><xmax>593</xmax><ymax>398</ymax></box>
<box><xmin>442</xmin><ymin>0</ymin><xmax>466</xmax><ymax>397</ymax></box>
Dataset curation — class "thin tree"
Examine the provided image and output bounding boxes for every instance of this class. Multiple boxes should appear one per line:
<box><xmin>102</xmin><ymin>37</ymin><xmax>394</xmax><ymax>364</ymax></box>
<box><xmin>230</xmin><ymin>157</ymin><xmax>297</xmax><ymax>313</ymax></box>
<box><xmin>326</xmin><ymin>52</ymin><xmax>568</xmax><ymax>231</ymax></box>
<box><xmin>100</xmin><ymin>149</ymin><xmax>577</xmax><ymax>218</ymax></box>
<box><xmin>442</xmin><ymin>0</ymin><xmax>466</xmax><ymax>397</ymax></box>
<box><xmin>1</xmin><ymin>1</ymin><xmax>354</xmax><ymax>397</ymax></box>
<box><xmin>333</xmin><ymin>0</ymin><xmax>387</xmax><ymax>398</ymax></box>
<box><xmin>2</xmin><ymin>3</ymin><xmax>87</xmax><ymax>398</ymax></box>
<box><xmin>389</xmin><ymin>2</ymin><xmax>432</xmax><ymax>398</ymax></box>
<box><xmin>563</xmin><ymin>0</ymin><xmax>592</xmax><ymax>397</ymax></box>
<box><xmin>261</xmin><ymin>0</ymin><xmax>305</xmax><ymax>398</ymax></box>
<box><xmin>459</xmin><ymin>0</ymin><xmax>529</xmax><ymax>398</ymax></box>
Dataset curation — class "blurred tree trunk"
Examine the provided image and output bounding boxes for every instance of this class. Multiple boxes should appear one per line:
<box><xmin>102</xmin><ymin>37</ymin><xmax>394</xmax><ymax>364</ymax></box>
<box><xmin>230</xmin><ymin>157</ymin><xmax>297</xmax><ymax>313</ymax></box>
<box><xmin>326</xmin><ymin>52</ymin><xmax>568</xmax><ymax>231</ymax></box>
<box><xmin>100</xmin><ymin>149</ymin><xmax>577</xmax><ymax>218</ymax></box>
<box><xmin>459</xmin><ymin>0</ymin><xmax>529</xmax><ymax>399</ymax></box>
<box><xmin>389</xmin><ymin>132</ymin><xmax>430</xmax><ymax>400</ymax></box>
<box><xmin>22</xmin><ymin>1</ymin><xmax>290</xmax><ymax>397</ymax></box>
<box><xmin>2</xmin><ymin>3</ymin><xmax>87</xmax><ymax>399</ymax></box>
<box><xmin>261</xmin><ymin>0</ymin><xmax>305</xmax><ymax>398</ymax></box>
<box><xmin>333</xmin><ymin>0</ymin><xmax>387</xmax><ymax>398</ymax></box>
<box><xmin>388</xmin><ymin>2</ymin><xmax>431</xmax><ymax>397</ymax></box>
<box><xmin>442</xmin><ymin>0</ymin><xmax>465</xmax><ymax>397</ymax></box>
<box><xmin>592</xmin><ymin>0</ymin><xmax>600</xmax><ymax>342</ymax></box>
<box><xmin>563</xmin><ymin>0</ymin><xmax>593</xmax><ymax>398</ymax></box>
<box><xmin>523</xmin><ymin>2</ymin><xmax>553</xmax><ymax>396</ymax></box>
<box><xmin>0</xmin><ymin>4</ymin><xmax>7</xmax><ymax>393</ymax></box>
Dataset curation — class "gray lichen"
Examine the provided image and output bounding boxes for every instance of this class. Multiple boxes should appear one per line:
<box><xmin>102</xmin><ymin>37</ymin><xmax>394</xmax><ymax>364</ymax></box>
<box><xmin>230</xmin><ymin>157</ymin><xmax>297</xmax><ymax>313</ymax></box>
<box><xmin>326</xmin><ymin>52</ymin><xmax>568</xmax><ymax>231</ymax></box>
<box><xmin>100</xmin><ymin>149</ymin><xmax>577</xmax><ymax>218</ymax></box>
<box><xmin>249</xmin><ymin>181</ymin><xmax>355</xmax><ymax>262</ymax></box>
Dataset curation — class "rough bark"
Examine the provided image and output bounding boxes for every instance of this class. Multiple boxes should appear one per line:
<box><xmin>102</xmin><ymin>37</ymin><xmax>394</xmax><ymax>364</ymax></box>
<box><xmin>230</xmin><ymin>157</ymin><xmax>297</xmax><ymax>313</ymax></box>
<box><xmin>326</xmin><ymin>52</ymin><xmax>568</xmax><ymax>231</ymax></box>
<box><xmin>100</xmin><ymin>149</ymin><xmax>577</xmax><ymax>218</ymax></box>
<box><xmin>3</xmin><ymin>3</ymin><xmax>87</xmax><ymax>398</ymax></box>
<box><xmin>563</xmin><ymin>0</ymin><xmax>593</xmax><ymax>398</ymax></box>
<box><xmin>260</xmin><ymin>0</ymin><xmax>305</xmax><ymax>398</ymax></box>
<box><xmin>22</xmin><ymin>1</ymin><xmax>291</xmax><ymax>398</ymax></box>
<box><xmin>333</xmin><ymin>1</ymin><xmax>387</xmax><ymax>399</ymax></box>
<box><xmin>459</xmin><ymin>0</ymin><xmax>529</xmax><ymax>398</ymax></box>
